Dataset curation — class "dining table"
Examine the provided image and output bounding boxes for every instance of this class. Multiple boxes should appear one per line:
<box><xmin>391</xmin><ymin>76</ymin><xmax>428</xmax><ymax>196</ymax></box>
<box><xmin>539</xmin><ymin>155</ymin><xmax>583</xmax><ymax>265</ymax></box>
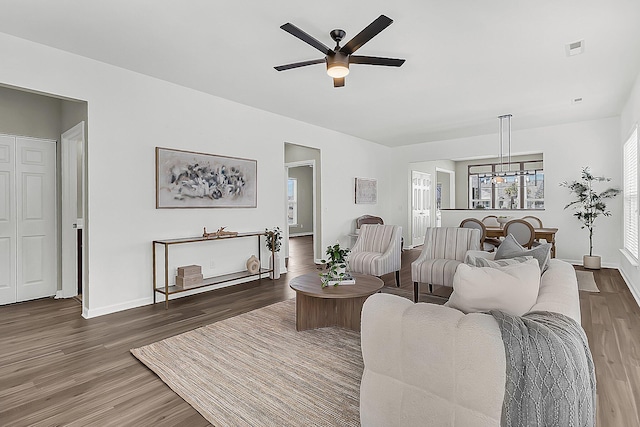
<box><xmin>486</xmin><ymin>226</ymin><xmax>558</xmax><ymax>258</ymax></box>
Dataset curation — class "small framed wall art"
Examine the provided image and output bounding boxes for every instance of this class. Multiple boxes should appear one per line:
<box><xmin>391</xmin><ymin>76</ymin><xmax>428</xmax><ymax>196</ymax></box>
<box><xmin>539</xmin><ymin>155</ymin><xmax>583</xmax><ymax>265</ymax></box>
<box><xmin>156</xmin><ymin>147</ymin><xmax>257</xmax><ymax>208</ymax></box>
<box><xmin>355</xmin><ymin>177</ymin><xmax>377</xmax><ymax>204</ymax></box>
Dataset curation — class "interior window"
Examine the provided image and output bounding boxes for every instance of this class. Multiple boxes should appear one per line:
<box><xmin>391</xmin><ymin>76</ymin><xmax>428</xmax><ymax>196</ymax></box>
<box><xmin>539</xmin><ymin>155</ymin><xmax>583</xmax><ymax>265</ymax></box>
<box><xmin>468</xmin><ymin>160</ymin><xmax>544</xmax><ymax>209</ymax></box>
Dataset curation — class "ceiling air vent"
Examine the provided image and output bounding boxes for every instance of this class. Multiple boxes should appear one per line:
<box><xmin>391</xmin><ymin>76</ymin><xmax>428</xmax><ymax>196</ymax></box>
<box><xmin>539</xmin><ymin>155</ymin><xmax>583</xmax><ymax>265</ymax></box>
<box><xmin>566</xmin><ymin>40</ymin><xmax>585</xmax><ymax>56</ymax></box>
<box><xmin>572</xmin><ymin>97</ymin><xmax>583</xmax><ymax>104</ymax></box>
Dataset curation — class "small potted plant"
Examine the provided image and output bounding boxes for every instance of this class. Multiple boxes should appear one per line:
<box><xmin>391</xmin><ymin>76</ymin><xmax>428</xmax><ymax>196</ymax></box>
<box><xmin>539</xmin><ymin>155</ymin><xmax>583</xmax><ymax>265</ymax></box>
<box><xmin>560</xmin><ymin>167</ymin><xmax>620</xmax><ymax>269</ymax></box>
<box><xmin>265</xmin><ymin>227</ymin><xmax>282</xmax><ymax>279</ymax></box>
<box><xmin>319</xmin><ymin>243</ymin><xmax>351</xmax><ymax>287</ymax></box>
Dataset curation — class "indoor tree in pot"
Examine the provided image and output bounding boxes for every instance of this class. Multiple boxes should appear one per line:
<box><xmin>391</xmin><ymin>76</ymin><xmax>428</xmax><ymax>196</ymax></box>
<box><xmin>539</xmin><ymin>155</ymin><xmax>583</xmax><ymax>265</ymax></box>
<box><xmin>265</xmin><ymin>227</ymin><xmax>282</xmax><ymax>279</ymax></box>
<box><xmin>560</xmin><ymin>167</ymin><xmax>620</xmax><ymax>269</ymax></box>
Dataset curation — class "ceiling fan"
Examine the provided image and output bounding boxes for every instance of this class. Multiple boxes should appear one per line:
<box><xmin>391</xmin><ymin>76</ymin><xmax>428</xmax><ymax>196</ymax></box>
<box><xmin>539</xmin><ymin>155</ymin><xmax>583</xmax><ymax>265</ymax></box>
<box><xmin>274</xmin><ymin>15</ymin><xmax>405</xmax><ymax>87</ymax></box>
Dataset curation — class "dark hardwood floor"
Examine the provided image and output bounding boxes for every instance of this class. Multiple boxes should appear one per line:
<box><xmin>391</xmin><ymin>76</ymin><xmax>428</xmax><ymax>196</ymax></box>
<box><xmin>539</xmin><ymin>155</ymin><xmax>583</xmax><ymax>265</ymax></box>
<box><xmin>1</xmin><ymin>236</ymin><xmax>638</xmax><ymax>426</ymax></box>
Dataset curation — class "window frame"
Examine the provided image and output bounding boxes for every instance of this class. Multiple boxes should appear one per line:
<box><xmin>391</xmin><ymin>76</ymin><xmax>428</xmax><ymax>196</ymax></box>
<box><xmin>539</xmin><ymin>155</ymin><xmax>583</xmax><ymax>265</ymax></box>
<box><xmin>623</xmin><ymin>124</ymin><xmax>639</xmax><ymax>262</ymax></box>
<box><xmin>287</xmin><ymin>178</ymin><xmax>298</xmax><ymax>226</ymax></box>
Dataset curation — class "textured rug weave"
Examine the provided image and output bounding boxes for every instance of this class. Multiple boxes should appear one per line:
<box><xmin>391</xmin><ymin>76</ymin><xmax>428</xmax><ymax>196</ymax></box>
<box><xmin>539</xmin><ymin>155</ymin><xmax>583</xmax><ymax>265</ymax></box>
<box><xmin>576</xmin><ymin>271</ymin><xmax>600</xmax><ymax>292</ymax></box>
<box><xmin>131</xmin><ymin>299</ymin><xmax>362</xmax><ymax>427</ymax></box>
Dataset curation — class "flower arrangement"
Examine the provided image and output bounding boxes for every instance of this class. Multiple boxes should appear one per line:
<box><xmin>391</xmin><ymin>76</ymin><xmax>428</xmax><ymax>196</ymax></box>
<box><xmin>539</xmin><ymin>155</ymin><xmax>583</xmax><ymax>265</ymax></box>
<box><xmin>319</xmin><ymin>243</ymin><xmax>350</xmax><ymax>287</ymax></box>
<box><xmin>265</xmin><ymin>227</ymin><xmax>282</xmax><ymax>252</ymax></box>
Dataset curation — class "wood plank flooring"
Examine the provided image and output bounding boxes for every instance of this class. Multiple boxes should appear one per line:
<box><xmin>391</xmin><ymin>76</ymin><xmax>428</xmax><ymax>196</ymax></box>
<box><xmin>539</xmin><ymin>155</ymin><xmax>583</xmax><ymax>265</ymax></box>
<box><xmin>1</xmin><ymin>236</ymin><xmax>639</xmax><ymax>426</ymax></box>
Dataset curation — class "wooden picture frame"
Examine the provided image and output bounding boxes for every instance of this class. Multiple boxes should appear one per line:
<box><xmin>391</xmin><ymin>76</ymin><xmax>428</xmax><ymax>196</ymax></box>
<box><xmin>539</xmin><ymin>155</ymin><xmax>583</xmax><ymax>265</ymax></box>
<box><xmin>355</xmin><ymin>177</ymin><xmax>377</xmax><ymax>204</ymax></box>
<box><xmin>156</xmin><ymin>147</ymin><xmax>257</xmax><ymax>208</ymax></box>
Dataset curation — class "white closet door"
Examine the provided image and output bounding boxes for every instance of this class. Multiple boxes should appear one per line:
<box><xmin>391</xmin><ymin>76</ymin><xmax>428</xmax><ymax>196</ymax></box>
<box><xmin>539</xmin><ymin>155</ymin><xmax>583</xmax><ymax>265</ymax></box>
<box><xmin>16</xmin><ymin>137</ymin><xmax>56</xmax><ymax>302</ymax></box>
<box><xmin>411</xmin><ymin>171</ymin><xmax>431</xmax><ymax>247</ymax></box>
<box><xmin>0</xmin><ymin>135</ymin><xmax>17</xmax><ymax>304</ymax></box>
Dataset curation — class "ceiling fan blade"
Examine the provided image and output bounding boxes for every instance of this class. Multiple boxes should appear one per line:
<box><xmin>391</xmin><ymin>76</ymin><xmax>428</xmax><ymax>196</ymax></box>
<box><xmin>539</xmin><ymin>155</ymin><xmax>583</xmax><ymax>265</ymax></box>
<box><xmin>333</xmin><ymin>77</ymin><xmax>345</xmax><ymax>88</ymax></box>
<box><xmin>340</xmin><ymin>15</ymin><xmax>393</xmax><ymax>55</ymax></box>
<box><xmin>349</xmin><ymin>55</ymin><xmax>405</xmax><ymax>67</ymax></box>
<box><xmin>280</xmin><ymin>23</ymin><xmax>334</xmax><ymax>56</ymax></box>
<box><xmin>274</xmin><ymin>59</ymin><xmax>325</xmax><ymax>71</ymax></box>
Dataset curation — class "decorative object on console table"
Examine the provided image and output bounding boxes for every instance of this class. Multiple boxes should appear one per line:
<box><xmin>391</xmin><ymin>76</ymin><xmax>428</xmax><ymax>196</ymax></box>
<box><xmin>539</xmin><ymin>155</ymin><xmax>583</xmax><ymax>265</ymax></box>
<box><xmin>175</xmin><ymin>264</ymin><xmax>203</xmax><ymax>289</ymax></box>
<box><xmin>560</xmin><ymin>166</ymin><xmax>620</xmax><ymax>269</ymax></box>
<box><xmin>265</xmin><ymin>227</ymin><xmax>282</xmax><ymax>279</ymax></box>
<box><xmin>155</xmin><ymin>147</ymin><xmax>257</xmax><ymax>209</ymax></box>
<box><xmin>246</xmin><ymin>255</ymin><xmax>260</xmax><ymax>274</ymax></box>
<box><xmin>354</xmin><ymin>177</ymin><xmax>377</xmax><ymax>204</ymax></box>
<box><xmin>319</xmin><ymin>243</ymin><xmax>351</xmax><ymax>287</ymax></box>
<box><xmin>203</xmin><ymin>226</ymin><xmax>238</xmax><ymax>238</ymax></box>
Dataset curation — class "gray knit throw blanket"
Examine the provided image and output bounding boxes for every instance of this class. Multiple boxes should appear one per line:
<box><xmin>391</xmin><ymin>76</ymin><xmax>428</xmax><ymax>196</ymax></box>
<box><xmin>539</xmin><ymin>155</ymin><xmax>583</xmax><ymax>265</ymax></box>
<box><xmin>490</xmin><ymin>310</ymin><xmax>596</xmax><ymax>427</ymax></box>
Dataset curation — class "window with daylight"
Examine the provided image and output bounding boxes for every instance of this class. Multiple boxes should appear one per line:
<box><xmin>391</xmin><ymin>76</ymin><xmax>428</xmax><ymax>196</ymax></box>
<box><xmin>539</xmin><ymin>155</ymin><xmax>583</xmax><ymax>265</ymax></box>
<box><xmin>468</xmin><ymin>160</ymin><xmax>544</xmax><ymax>209</ymax></box>
<box><xmin>624</xmin><ymin>125</ymin><xmax>639</xmax><ymax>261</ymax></box>
<box><xmin>287</xmin><ymin>178</ymin><xmax>298</xmax><ymax>226</ymax></box>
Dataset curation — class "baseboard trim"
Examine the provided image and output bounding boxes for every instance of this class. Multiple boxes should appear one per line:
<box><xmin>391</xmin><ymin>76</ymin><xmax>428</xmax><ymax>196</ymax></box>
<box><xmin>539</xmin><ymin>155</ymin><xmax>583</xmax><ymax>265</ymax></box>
<box><xmin>83</xmin><ymin>273</ymin><xmax>279</xmax><ymax>318</ymax></box>
<box><xmin>84</xmin><ymin>297</ymin><xmax>150</xmax><ymax>319</ymax></box>
<box><xmin>561</xmin><ymin>258</ymin><xmax>620</xmax><ymax>269</ymax></box>
<box><xmin>618</xmin><ymin>266</ymin><xmax>640</xmax><ymax>309</ymax></box>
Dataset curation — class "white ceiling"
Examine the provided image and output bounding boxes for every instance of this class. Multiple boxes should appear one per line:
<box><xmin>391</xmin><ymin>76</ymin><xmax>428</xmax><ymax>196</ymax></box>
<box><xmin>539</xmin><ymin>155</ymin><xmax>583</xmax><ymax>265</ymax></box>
<box><xmin>1</xmin><ymin>0</ymin><xmax>639</xmax><ymax>147</ymax></box>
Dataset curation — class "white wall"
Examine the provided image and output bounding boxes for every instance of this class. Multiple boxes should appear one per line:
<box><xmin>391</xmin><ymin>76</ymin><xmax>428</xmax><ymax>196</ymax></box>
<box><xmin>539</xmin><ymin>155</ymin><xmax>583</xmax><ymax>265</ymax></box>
<box><xmin>619</xmin><ymin>71</ymin><xmax>640</xmax><ymax>304</ymax></box>
<box><xmin>388</xmin><ymin>117</ymin><xmax>623</xmax><ymax>266</ymax></box>
<box><xmin>0</xmin><ymin>33</ymin><xmax>392</xmax><ymax>317</ymax></box>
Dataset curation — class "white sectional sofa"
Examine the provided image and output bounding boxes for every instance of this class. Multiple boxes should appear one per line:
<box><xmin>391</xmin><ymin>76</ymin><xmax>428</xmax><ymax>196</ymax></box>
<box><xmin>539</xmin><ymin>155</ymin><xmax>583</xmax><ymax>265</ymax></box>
<box><xmin>359</xmin><ymin>258</ymin><xmax>581</xmax><ymax>426</ymax></box>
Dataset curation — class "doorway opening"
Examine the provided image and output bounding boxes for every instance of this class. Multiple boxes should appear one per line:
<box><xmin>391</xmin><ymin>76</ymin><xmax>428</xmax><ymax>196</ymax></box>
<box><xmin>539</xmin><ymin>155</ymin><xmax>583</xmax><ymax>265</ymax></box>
<box><xmin>435</xmin><ymin>168</ymin><xmax>455</xmax><ymax>227</ymax></box>
<box><xmin>0</xmin><ymin>84</ymin><xmax>88</xmax><ymax>315</ymax></box>
<box><xmin>284</xmin><ymin>143</ymin><xmax>322</xmax><ymax>263</ymax></box>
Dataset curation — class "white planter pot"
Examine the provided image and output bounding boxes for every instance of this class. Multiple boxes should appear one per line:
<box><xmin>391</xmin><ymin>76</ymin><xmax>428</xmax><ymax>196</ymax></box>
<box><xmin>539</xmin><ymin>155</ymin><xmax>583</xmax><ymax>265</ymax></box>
<box><xmin>583</xmin><ymin>255</ymin><xmax>601</xmax><ymax>270</ymax></box>
<box><xmin>269</xmin><ymin>253</ymin><xmax>281</xmax><ymax>280</ymax></box>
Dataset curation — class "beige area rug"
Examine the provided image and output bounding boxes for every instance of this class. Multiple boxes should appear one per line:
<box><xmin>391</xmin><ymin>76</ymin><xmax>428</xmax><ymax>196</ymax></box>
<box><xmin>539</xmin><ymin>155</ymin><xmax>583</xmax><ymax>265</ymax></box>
<box><xmin>131</xmin><ymin>299</ymin><xmax>362</xmax><ymax>427</ymax></box>
<box><xmin>576</xmin><ymin>270</ymin><xmax>600</xmax><ymax>292</ymax></box>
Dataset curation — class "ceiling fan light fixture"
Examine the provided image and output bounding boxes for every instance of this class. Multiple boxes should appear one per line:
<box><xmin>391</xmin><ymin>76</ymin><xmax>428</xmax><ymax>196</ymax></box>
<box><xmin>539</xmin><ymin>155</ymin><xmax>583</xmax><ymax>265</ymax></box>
<box><xmin>326</xmin><ymin>53</ymin><xmax>350</xmax><ymax>78</ymax></box>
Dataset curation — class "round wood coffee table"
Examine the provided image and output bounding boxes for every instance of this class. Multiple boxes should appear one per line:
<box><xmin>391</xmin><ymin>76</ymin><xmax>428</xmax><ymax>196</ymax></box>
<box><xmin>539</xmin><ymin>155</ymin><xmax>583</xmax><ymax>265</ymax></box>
<box><xmin>289</xmin><ymin>272</ymin><xmax>384</xmax><ymax>331</ymax></box>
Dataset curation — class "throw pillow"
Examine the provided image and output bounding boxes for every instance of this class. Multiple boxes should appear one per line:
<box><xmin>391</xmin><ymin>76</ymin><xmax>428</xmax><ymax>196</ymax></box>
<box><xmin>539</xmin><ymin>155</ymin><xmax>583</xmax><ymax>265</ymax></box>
<box><xmin>448</xmin><ymin>259</ymin><xmax>541</xmax><ymax>316</ymax></box>
<box><xmin>494</xmin><ymin>234</ymin><xmax>552</xmax><ymax>273</ymax></box>
<box><xmin>465</xmin><ymin>253</ymin><xmax>534</xmax><ymax>268</ymax></box>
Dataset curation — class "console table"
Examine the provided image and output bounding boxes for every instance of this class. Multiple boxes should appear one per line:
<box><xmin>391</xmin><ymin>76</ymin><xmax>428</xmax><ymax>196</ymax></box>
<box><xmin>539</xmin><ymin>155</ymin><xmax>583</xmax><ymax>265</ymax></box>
<box><xmin>153</xmin><ymin>231</ymin><xmax>274</xmax><ymax>309</ymax></box>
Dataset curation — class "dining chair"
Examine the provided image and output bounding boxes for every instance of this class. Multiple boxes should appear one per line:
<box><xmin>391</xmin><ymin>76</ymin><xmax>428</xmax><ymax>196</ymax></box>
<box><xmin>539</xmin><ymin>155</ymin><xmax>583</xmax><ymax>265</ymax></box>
<box><xmin>459</xmin><ymin>218</ymin><xmax>496</xmax><ymax>252</ymax></box>
<box><xmin>355</xmin><ymin>214</ymin><xmax>384</xmax><ymax>229</ymax></box>
<box><xmin>481</xmin><ymin>215</ymin><xmax>501</xmax><ymax>227</ymax></box>
<box><xmin>350</xmin><ymin>224</ymin><xmax>403</xmax><ymax>287</ymax></box>
<box><xmin>521</xmin><ymin>215</ymin><xmax>543</xmax><ymax>228</ymax></box>
<box><xmin>503</xmin><ymin>219</ymin><xmax>535</xmax><ymax>248</ymax></box>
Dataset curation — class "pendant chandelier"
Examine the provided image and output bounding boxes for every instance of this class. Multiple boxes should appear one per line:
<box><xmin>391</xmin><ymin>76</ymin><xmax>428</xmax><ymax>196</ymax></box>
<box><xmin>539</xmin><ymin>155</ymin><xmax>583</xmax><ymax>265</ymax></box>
<box><xmin>494</xmin><ymin>114</ymin><xmax>512</xmax><ymax>184</ymax></box>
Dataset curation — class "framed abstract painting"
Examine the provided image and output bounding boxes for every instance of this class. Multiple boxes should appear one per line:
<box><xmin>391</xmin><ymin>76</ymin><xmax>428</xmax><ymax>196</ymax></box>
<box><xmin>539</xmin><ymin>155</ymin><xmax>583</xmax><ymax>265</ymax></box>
<box><xmin>355</xmin><ymin>177</ymin><xmax>377</xmax><ymax>204</ymax></box>
<box><xmin>156</xmin><ymin>147</ymin><xmax>257</xmax><ymax>208</ymax></box>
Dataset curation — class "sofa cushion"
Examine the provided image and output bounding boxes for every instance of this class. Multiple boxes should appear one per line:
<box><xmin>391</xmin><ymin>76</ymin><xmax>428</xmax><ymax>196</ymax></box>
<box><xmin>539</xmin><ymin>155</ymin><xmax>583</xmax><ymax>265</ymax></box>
<box><xmin>448</xmin><ymin>259</ymin><xmax>541</xmax><ymax>316</ymax></box>
<box><xmin>465</xmin><ymin>253</ymin><xmax>533</xmax><ymax>268</ymax></box>
<box><xmin>495</xmin><ymin>234</ymin><xmax>552</xmax><ymax>273</ymax></box>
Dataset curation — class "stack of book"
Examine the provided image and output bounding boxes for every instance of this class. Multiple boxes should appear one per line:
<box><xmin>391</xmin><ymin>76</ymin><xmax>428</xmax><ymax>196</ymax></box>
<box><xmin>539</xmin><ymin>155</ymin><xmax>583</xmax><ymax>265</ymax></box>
<box><xmin>175</xmin><ymin>265</ymin><xmax>203</xmax><ymax>289</ymax></box>
<box><xmin>327</xmin><ymin>273</ymin><xmax>356</xmax><ymax>286</ymax></box>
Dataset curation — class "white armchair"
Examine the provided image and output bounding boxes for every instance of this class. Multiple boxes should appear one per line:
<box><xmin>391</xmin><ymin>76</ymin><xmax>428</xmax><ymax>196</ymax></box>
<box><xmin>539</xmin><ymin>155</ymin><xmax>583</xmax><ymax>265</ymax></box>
<box><xmin>411</xmin><ymin>227</ymin><xmax>481</xmax><ymax>302</ymax></box>
<box><xmin>349</xmin><ymin>224</ymin><xmax>403</xmax><ymax>287</ymax></box>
